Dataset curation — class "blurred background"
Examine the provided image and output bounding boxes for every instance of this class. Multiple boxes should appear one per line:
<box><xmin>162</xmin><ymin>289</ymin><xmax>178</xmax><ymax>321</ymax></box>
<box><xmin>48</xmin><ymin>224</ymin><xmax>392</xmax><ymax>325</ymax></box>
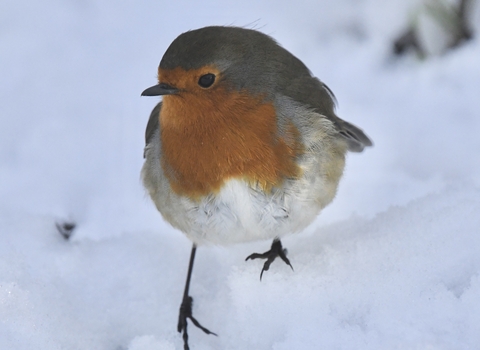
<box><xmin>2</xmin><ymin>0</ymin><xmax>478</xmax><ymax>239</ymax></box>
<box><xmin>1</xmin><ymin>0</ymin><xmax>479</xmax><ymax>349</ymax></box>
<box><xmin>2</xmin><ymin>0</ymin><xmax>479</xmax><ymax>236</ymax></box>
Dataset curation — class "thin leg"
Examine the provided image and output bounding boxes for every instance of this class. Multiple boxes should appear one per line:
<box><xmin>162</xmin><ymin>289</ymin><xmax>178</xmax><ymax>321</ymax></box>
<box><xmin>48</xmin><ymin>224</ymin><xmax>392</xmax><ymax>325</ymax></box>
<box><xmin>177</xmin><ymin>244</ymin><xmax>217</xmax><ymax>350</ymax></box>
<box><xmin>245</xmin><ymin>239</ymin><xmax>294</xmax><ymax>280</ymax></box>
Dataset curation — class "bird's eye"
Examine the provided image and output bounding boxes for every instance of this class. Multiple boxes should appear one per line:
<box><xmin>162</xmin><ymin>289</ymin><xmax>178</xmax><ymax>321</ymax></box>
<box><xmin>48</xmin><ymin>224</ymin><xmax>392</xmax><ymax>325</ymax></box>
<box><xmin>198</xmin><ymin>73</ymin><xmax>216</xmax><ymax>88</ymax></box>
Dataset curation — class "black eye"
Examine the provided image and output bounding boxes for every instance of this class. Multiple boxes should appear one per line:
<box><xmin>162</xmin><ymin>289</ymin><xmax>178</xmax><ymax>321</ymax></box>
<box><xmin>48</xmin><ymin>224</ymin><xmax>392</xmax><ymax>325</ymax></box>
<box><xmin>198</xmin><ymin>73</ymin><xmax>216</xmax><ymax>88</ymax></box>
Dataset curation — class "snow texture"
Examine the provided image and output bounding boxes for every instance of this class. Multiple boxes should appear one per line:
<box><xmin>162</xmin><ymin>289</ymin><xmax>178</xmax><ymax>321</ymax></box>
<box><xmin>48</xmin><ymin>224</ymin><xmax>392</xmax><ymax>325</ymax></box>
<box><xmin>1</xmin><ymin>0</ymin><xmax>480</xmax><ymax>349</ymax></box>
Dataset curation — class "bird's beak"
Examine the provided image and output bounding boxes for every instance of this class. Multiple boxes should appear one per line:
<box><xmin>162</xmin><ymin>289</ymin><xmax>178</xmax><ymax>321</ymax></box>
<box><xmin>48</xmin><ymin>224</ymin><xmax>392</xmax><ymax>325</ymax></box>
<box><xmin>141</xmin><ymin>83</ymin><xmax>179</xmax><ymax>96</ymax></box>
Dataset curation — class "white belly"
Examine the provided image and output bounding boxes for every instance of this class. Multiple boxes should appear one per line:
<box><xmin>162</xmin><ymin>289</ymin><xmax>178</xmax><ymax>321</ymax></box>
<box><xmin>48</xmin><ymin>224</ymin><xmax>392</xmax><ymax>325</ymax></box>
<box><xmin>169</xmin><ymin>179</ymin><xmax>325</xmax><ymax>245</ymax></box>
<box><xmin>142</xmin><ymin>148</ymin><xmax>342</xmax><ymax>246</ymax></box>
<box><xmin>142</xmin><ymin>106</ymin><xmax>346</xmax><ymax>246</ymax></box>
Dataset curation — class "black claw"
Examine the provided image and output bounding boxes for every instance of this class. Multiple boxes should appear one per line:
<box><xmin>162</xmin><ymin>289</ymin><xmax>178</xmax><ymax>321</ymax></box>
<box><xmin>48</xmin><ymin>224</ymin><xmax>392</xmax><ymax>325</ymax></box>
<box><xmin>246</xmin><ymin>240</ymin><xmax>294</xmax><ymax>280</ymax></box>
<box><xmin>177</xmin><ymin>246</ymin><xmax>217</xmax><ymax>349</ymax></box>
<box><xmin>178</xmin><ymin>295</ymin><xmax>217</xmax><ymax>350</ymax></box>
<box><xmin>177</xmin><ymin>296</ymin><xmax>192</xmax><ymax>333</ymax></box>
<box><xmin>278</xmin><ymin>247</ymin><xmax>294</xmax><ymax>271</ymax></box>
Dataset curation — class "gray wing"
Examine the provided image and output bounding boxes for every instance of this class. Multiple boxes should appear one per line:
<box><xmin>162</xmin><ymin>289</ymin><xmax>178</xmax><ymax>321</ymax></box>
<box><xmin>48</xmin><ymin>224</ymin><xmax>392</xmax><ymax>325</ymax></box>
<box><xmin>265</xmin><ymin>46</ymin><xmax>373</xmax><ymax>153</ymax></box>
<box><xmin>144</xmin><ymin>102</ymin><xmax>162</xmax><ymax>158</ymax></box>
<box><xmin>315</xmin><ymin>81</ymin><xmax>373</xmax><ymax>152</ymax></box>
<box><xmin>284</xmin><ymin>76</ymin><xmax>373</xmax><ymax>153</ymax></box>
<box><xmin>335</xmin><ymin>117</ymin><xmax>373</xmax><ymax>152</ymax></box>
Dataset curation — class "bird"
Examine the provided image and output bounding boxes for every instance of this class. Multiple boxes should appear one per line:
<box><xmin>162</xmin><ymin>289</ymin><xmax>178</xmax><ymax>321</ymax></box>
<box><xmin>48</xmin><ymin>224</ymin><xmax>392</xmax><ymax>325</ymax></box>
<box><xmin>141</xmin><ymin>25</ymin><xmax>372</xmax><ymax>349</ymax></box>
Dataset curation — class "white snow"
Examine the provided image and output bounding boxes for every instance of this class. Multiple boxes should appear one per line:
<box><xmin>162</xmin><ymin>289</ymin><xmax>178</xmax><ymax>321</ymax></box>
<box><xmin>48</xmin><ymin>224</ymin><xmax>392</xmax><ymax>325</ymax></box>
<box><xmin>1</xmin><ymin>0</ymin><xmax>479</xmax><ymax>349</ymax></box>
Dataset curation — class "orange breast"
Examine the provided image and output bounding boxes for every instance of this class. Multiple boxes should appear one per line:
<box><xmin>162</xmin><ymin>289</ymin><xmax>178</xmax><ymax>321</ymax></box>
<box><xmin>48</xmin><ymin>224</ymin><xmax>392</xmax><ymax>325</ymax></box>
<box><xmin>159</xmin><ymin>85</ymin><xmax>302</xmax><ymax>200</ymax></box>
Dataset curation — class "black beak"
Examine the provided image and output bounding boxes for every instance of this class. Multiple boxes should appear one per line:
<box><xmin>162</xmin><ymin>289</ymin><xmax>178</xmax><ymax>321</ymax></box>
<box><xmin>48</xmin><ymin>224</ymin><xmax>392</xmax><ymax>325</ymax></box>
<box><xmin>141</xmin><ymin>83</ymin><xmax>179</xmax><ymax>96</ymax></box>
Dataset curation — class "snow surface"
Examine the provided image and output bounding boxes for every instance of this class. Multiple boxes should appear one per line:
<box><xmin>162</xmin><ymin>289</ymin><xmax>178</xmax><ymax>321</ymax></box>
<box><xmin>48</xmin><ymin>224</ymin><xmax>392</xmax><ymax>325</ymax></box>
<box><xmin>1</xmin><ymin>0</ymin><xmax>480</xmax><ymax>349</ymax></box>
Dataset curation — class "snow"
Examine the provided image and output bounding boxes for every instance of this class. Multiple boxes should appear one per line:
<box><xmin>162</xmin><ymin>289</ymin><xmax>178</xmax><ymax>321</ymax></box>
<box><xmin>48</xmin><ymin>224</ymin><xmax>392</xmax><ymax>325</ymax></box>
<box><xmin>1</xmin><ymin>0</ymin><xmax>479</xmax><ymax>349</ymax></box>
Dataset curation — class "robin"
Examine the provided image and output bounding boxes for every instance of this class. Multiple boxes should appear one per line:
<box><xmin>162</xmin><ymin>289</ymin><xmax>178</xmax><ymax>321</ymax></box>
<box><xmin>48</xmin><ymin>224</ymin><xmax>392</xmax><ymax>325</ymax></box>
<box><xmin>141</xmin><ymin>26</ymin><xmax>372</xmax><ymax>349</ymax></box>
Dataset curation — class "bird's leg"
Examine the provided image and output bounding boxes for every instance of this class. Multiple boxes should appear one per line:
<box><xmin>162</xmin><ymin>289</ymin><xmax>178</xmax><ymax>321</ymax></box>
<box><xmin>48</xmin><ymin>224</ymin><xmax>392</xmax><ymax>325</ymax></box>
<box><xmin>177</xmin><ymin>244</ymin><xmax>217</xmax><ymax>350</ymax></box>
<box><xmin>245</xmin><ymin>239</ymin><xmax>294</xmax><ymax>280</ymax></box>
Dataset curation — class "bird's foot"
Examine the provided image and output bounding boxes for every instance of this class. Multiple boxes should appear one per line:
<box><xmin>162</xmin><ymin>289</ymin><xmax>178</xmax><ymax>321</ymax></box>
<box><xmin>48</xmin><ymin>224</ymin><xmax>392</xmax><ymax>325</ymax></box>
<box><xmin>177</xmin><ymin>296</ymin><xmax>217</xmax><ymax>350</ymax></box>
<box><xmin>245</xmin><ymin>240</ymin><xmax>294</xmax><ymax>280</ymax></box>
